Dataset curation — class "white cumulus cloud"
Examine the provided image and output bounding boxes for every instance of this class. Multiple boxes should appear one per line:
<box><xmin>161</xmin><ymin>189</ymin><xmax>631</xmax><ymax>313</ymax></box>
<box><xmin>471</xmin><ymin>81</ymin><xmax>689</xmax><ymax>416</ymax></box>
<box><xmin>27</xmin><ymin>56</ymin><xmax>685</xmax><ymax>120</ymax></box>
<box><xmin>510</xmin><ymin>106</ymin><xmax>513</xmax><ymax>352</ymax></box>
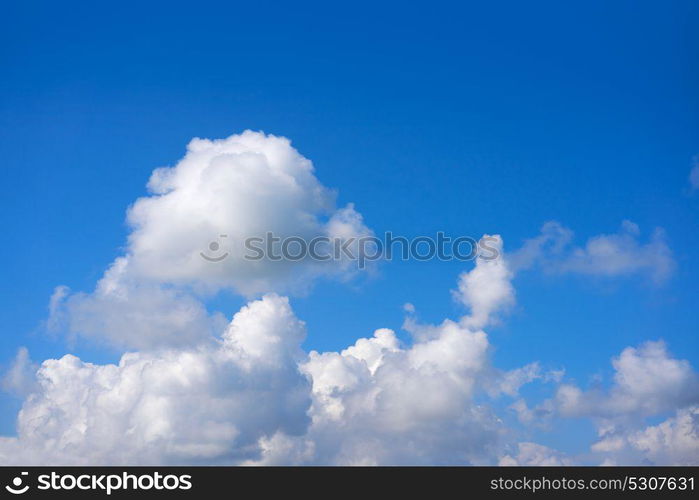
<box><xmin>295</xmin><ymin>320</ymin><xmax>500</xmax><ymax>464</ymax></box>
<box><xmin>1</xmin><ymin>241</ymin><xmax>535</xmax><ymax>465</ymax></box>
<box><xmin>555</xmin><ymin>341</ymin><xmax>699</xmax><ymax>419</ymax></box>
<box><xmin>452</xmin><ymin>235</ymin><xmax>515</xmax><ymax>329</ymax></box>
<box><xmin>0</xmin><ymin>294</ymin><xmax>311</xmax><ymax>465</ymax></box>
<box><xmin>125</xmin><ymin>130</ymin><xmax>372</xmax><ymax>295</ymax></box>
<box><xmin>49</xmin><ymin>131</ymin><xmax>373</xmax><ymax>350</ymax></box>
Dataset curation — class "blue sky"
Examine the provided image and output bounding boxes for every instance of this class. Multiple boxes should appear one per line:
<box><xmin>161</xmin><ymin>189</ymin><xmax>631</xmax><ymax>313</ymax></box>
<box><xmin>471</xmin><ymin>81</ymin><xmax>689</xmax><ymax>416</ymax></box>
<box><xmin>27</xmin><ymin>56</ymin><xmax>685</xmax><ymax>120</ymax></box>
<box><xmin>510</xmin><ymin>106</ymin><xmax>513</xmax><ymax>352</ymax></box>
<box><xmin>0</xmin><ymin>1</ymin><xmax>698</xmax><ymax>463</ymax></box>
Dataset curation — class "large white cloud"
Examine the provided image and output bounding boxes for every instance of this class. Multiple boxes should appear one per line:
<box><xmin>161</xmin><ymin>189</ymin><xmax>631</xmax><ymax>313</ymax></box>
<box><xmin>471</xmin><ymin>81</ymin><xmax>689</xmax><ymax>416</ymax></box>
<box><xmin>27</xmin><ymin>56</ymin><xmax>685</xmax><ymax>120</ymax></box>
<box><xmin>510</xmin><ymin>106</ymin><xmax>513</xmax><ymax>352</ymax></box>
<box><xmin>49</xmin><ymin>131</ymin><xmax>373</xmax><ymax>350</ymax></box>
<box><xmin>125</xmin><ymin>130</ymin><xmax>372</xmax><ymax>295</ymax></box>
<box><xmin>295</xmin><ymin>321</ymin><xmax>500</xmax><ymax>465</ymax></box>
<box><xmin>0</xmin><ymin>294</ymin><xmax>311</xmax><ymax>465</ymax></box>
<box><xmin>251</xmin><ymin>247</ymin><xmax>556</xmax><ymax>465</ymax></box>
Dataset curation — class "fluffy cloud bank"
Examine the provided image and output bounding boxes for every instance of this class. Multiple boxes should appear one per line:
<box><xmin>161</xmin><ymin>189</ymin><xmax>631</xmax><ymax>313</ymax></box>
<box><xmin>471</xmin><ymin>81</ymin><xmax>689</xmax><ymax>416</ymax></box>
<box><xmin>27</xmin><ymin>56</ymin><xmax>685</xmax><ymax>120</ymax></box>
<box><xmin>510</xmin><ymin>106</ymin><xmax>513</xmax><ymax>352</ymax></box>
<box><xmin>1</xmin><ymin>294</ymin><xmax>310</xmax><ymax>465</ymax></box>
<box><xmin>296</xmin><ymin>320</ymin><xmax>498</xmax><ymax>464</ymax></box>
<box><xmin>10</xmin><ymin>235</ymin><xmax>693</xmax><ymax>464</ymax></box>
<box><xmin>2</xmin><ymin>131</ymin><xmax>694</xmax><ymax>465</ymax></box>
<box><xmin>9</xmin><ymin>302</ymin><xmax>698</xmax><ymax>464</ymax></box>
<box><xmin>1</xmin><ymin>247</ymin><xmax>526</xmax><ymax>465</ymax></box>
<box><xmin>49</xmin><ymin>131</ymin><xmax>372</xmax><ymax>349</ymax></box>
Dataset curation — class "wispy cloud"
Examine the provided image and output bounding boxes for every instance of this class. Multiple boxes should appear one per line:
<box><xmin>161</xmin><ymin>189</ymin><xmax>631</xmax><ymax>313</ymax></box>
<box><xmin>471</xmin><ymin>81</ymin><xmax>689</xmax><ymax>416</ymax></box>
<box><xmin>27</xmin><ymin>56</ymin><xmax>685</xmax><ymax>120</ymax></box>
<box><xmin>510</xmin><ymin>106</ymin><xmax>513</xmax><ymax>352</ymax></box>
<box><xmin>510</xmin><ymin>220</ymin><xmax>674</xmax><ymax>284</ymax></box>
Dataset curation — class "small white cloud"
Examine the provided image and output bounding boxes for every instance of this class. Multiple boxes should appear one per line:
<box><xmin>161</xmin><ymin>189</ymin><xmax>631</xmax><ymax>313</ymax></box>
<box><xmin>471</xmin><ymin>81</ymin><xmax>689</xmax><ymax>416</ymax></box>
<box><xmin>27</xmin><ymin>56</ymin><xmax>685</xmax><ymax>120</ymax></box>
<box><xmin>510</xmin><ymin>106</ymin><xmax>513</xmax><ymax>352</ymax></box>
<box><xmin>0</xmin><ymin>294</ymin><xmax>311</xmax><ymax>465</ymax></box>
<box><xmin>689</xmin><ymin>156</ymin><xmax>699</xmax><ymax>192</ymax></box>
<box><xmin>511</xmin><ymin>221</ymin><xmax>674</xmax><ymax>284</ymax></box>
<box><xmin>509</xmin><ymin>399</ymin><xmax>536</xmax><ymax>425</ymax></box>
<box><xmin>499</xmin><ymin>442</ymin><xmax>569</xmax><ymax>466</ymax></box>
<box><xmin>555</xmin><ymin>341</ymin><xmax>699</xmax><ymax>419</ymax></box>
<box><xmin>452</xmin><ymin>235</ymin><xmax>515</xmax><ymax>329</ymax></box>
<box><xmin>1</xmin><ymin>348</ymin><xmax>38</xmax><ymax>397</ymax></box>
<box><xmin>497</xmin><ymin>363</ymin><xmax>541</xmax><ymax>397</ymax></box>
<box><xmin>591</xmin><ymin>406</ymin><xmax>699</xmax><ymax>465</ymax></box>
